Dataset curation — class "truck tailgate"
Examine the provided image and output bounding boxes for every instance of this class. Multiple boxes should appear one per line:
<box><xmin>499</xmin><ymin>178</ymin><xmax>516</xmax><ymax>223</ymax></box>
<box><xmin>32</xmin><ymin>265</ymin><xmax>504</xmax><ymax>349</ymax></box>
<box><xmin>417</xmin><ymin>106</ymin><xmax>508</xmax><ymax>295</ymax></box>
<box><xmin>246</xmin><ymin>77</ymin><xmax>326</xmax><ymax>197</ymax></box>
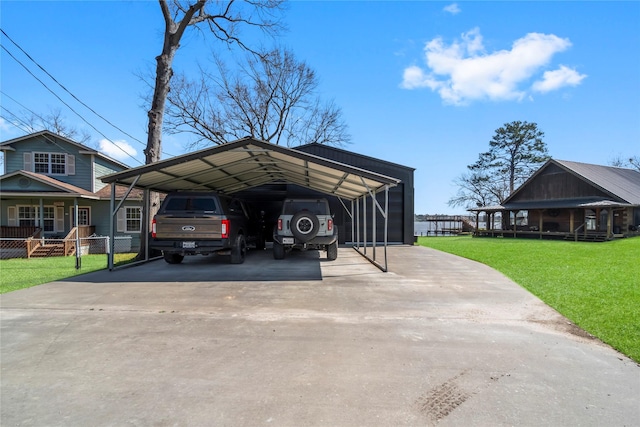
<box><xmin>154</xmin><ymin>215</ymin><xmax>223</xmax><ymax>239</ymax></box>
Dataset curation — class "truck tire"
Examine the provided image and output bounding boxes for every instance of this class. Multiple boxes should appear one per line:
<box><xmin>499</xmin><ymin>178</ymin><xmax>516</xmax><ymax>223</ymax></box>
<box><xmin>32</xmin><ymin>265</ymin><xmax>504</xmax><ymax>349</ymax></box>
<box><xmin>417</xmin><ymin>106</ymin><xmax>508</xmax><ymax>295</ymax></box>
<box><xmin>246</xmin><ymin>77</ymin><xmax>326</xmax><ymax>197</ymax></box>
<box><xmin>273</xmin><ymin>240</ymin><xmax>285</xmax><ymax>259</ymax></box>
<box><xmin>327</xmin><ymin>241</ymin><xmax>338</xmax><ymax>261</ymax></box>
<box><xmin>230</xmin><ymin>234</ymin><xmax>247</xmax><ymax>264</ymax></box>
<box><xmin>290</xmin><ymin>211</ymin><xmax>320</xmax><ymax>242</ymax></box>
<box><xmin>163</xmin><ymin>253</ymin><xmax>184</xmax><ymax>264</ymax></box>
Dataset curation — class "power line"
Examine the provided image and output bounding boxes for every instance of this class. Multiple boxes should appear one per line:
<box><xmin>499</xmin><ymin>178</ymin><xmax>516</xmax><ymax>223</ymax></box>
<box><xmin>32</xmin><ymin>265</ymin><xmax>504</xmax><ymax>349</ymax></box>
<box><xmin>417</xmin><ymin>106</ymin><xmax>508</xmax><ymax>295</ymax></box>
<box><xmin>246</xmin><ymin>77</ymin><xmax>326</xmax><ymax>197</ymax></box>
<box><xmin>2</xmin><ymin>105</ymin><xmax>114</xmax><ymax>173</ymax></box>
<box><xmin>0</xmin><ymin>28</ymin><xmax>148</xmax><ymax>147</ymax></box>
<box><xmin>0</xmin><ymin>28</ymin><xmax>176</xmax><ymax>159</ymax></box>
<box><xmin>0</xmin><ymin>44</ymin><xmax>143</xmax><ymax>165</ymax></box>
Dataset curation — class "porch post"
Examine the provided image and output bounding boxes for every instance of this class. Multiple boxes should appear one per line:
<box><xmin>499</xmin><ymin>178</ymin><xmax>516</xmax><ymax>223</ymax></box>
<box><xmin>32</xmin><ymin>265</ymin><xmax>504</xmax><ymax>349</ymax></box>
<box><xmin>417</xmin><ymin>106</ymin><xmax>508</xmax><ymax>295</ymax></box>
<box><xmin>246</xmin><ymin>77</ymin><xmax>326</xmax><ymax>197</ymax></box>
<box><xmin>538</xmin><ymin>212</ymin><xmax>543</xmax><ymax>239</ymax></box>
<box><xmin>475</xmin><ymin>211</ymin><xmax>479</xmax><ymax>237</ymax></box>
<box><xmin>569</xmin><ymin>210</ymin><xmax>575</xmax><ymax>232</ymax></box>
<box><xmin>39</xmin><ymin>198</ymin><xmax>44</xmax><ymax>231</ymax></box>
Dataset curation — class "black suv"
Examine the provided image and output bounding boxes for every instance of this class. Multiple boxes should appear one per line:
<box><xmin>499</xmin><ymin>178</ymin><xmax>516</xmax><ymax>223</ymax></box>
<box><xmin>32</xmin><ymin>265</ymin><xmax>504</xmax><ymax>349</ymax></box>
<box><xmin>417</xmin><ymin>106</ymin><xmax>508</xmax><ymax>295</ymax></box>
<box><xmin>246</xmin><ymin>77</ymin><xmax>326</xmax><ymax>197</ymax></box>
<box><xmin>151</xmin><ymin>192</ymin><xmax>263</xmax><ymax>264</ymax></box>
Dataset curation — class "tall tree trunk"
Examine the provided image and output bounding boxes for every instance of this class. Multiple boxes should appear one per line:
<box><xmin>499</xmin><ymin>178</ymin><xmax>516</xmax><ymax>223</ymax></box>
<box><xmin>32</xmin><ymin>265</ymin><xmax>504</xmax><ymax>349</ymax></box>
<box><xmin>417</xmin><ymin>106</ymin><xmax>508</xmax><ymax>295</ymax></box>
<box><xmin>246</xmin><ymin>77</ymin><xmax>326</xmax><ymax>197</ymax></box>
<box><xmin>138</xmin><ymin>2</ymin><xmax>186</xmax><ymax>260</ymax></box>
<box><xmin>138</xmin><ymin>48</ymin><xmax>177</xmax><ymax>260</ymax></box>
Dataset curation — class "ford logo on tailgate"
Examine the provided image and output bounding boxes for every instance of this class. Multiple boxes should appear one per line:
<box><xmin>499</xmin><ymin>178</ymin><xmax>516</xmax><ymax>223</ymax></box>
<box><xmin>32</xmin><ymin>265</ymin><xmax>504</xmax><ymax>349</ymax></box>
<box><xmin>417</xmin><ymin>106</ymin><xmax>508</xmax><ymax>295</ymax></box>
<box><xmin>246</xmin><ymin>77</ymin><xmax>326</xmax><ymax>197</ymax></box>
<box><xmin>182</xmin><ymin>226</ymin><xmax>196</xmax><ymax>231</ymax></box>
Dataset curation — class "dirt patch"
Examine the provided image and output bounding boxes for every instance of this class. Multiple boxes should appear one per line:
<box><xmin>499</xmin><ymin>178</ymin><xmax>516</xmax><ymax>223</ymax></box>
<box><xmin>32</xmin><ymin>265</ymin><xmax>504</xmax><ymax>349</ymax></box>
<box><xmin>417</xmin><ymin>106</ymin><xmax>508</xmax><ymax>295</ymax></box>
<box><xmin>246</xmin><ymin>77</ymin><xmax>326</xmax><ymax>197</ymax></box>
<box><xmin>530</xmin><ymin>317</ymin><xmax>600</xmax><ymax>343</ymax></box>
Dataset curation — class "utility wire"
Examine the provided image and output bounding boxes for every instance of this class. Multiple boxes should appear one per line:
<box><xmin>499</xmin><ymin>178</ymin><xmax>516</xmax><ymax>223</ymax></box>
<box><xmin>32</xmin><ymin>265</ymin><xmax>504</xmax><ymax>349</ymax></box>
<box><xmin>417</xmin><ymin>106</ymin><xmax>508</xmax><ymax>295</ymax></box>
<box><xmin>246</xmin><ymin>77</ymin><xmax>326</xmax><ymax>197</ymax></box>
<box><xmin>1</xmin><ymin>28</ymin><xmax>176</xmax><ymax>159</ymax></box>
<box><xmin>2</xmin><ymin>105</ymin><xmax>109</xmax><ymax>172</ymax></box>
<box><xmin>0</xmin><ymin>28</ymin><xmax>147</xmax><ymax>147</ymax></box>
<box><xmin>0</xmin><ymin>43</ymin><xmax>142</xmax><ymax>164</ymax></box>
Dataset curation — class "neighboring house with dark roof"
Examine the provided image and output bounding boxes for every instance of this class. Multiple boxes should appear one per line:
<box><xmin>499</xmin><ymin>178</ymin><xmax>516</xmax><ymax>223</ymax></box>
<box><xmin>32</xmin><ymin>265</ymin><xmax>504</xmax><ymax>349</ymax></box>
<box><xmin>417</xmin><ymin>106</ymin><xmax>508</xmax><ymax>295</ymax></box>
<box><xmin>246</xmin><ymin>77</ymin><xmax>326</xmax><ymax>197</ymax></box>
<box><xmin>469</xmin><ymin>159</ymin><xmax>640</xmax><ymax>241</ymax></box>
<box><xmin>0</xmin><ymin>131</ymin><xmax>143</xmax><ymax>254</ymax></box>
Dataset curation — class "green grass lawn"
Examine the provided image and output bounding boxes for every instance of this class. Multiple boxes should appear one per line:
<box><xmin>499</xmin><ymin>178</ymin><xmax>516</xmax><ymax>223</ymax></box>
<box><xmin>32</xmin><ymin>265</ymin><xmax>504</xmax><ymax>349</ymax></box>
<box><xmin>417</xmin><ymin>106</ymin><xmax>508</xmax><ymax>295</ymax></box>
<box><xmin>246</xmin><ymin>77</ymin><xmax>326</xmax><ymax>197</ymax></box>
<box><xmin>417</xmin><ymin>235</ymin><xmax>640</xmax><ymax>362</ymax></box>
<box><xmin>0</xmin><ymin>253</ymin><xmax>137</xmax><ymax>294</ymax></box>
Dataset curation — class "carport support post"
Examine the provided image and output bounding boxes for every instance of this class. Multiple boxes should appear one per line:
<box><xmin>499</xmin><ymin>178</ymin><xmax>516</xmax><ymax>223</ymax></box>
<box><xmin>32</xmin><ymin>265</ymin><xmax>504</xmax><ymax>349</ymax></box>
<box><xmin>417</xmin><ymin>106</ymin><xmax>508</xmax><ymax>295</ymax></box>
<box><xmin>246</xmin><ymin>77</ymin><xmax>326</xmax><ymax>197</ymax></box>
<box><xmin>144</xmin><ymin>188</ymin><xmax>150</xmax><ymax>261</ymax></box>
<box><xmin>355</xmin><ymin>196</ymin><xmax>360</xmax><ymax>249</ymax></box>
<box><xmin>371</xmin><ymin>191</ymin><xmax>376</xmax><ymax>261</ymax></box>
<box><xmin>351</xmin><ymin>199</ymin><xmax>355</xmax><ymax>244</ymax></box>
<box><xmin>362</xmin><ymin>194</ymin><xmax>367</xmax><ymax>255</ymax></box>
<box><xmin>383</xmin><ymin>185</ymin><xmax>388</xmax><ymax>270</ymax></box>
<box><xmin>74</xmin><ymin>197</ymin><xmax>81</xmax><ymax>269</ymax></box>
<box><xmin>108</xmin><ymin>183</ymin><xmax>115</xmax><ymax>270</ymax></box>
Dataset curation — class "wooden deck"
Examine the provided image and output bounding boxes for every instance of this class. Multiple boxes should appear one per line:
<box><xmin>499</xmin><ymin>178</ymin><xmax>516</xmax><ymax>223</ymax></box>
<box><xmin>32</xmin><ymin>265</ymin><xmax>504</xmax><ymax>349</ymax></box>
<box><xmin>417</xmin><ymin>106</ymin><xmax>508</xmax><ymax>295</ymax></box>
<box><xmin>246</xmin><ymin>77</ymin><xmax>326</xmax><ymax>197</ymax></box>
<box><xmin>474</xmin><ymin>229</ymin><xmax>611</xmax><ymax>242</ymax></box>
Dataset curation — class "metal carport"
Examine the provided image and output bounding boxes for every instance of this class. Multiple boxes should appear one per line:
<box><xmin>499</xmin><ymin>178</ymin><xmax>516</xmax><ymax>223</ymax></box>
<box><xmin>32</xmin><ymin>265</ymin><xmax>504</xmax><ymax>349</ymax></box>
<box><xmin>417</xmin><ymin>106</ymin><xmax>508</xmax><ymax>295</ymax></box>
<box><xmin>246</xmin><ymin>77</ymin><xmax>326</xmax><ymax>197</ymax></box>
<box><xmin>100</xmin><ymin>137</ymin><xmax>400</xmax><ymax>271</ymax></box>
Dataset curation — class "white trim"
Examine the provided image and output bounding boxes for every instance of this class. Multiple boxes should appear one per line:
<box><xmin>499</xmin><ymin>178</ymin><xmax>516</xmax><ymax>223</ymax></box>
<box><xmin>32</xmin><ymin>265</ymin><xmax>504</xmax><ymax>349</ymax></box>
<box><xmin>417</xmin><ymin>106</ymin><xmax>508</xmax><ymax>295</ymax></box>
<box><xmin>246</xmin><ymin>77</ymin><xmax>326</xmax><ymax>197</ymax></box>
<box><xmin>70</xmin><ymin>206</ymin><xmax>91</xmax><ymax>227</ymax></box>
<box><xmin>67</xmin><ymin>154</ymin><xmax>75</xmax><ymax>175</ymax></box>
<box><xmin>116</xmin><ymin>208</ymin><xmax>125</xmax><ymax>232</ymax></box>
<box><xmin>55</xmin><ymin>206</ymin><xmax>65</xmax><ymax>232</ymax></box>
<box><xmin>7</xmin><ymin>206</ymin><xmax>17</xmax><ymax>226</ymax></box>
<box><xmin>117</xmin><ymin>206</ymin><xmax>141</xmax><ymax>233</ymax></box>
<box><xmin>32</xmin><ymin>151</ymin><xmax>71</xmax><ymax>176</ymax></box>
<box><xmin>23</xmin><ymin>152</ymin><xmax>33</xmax><ymax>172</ymax></box>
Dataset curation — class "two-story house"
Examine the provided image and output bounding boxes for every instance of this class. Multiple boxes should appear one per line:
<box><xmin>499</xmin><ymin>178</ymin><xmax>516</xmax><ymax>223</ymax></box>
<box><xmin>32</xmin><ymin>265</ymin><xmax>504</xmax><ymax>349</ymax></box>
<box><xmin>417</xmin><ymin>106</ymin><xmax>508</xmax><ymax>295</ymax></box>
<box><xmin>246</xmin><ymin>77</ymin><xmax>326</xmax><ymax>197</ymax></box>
<box><xmin>0</xmin><ymin>131</ymin><xmax>143</xmax><ymax>254</ymax></box>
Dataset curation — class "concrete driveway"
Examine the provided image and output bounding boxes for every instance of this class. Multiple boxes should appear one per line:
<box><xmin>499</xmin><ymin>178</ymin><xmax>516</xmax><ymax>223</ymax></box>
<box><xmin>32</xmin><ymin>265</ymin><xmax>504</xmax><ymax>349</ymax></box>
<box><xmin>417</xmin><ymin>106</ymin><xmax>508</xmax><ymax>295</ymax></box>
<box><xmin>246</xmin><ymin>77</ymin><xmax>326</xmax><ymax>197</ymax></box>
<box><xmin>1</xmin><ymin>245</ymin><xmax>638</xmax><ymax>426</ymax></box>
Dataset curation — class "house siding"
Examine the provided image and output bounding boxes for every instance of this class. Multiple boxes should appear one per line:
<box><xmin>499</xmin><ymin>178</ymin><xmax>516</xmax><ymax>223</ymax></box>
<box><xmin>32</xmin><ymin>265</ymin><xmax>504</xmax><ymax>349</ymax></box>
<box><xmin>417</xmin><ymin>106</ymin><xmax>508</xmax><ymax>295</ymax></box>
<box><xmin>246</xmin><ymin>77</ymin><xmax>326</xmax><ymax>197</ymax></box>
<box><xmin>510</xmin><ymin>163</ymin><xmax>612</xmax><ymax>202</ymax></box>
<box><xmin>1</xmin><ymin>132</ymin><xmax>143</xmax><ymax>252</ymax></box>
<box><xmin>0</xmin><ymin>174</ymin><xmax>60</xmax><ymax>192</ymax></box>
<box><xmin>4</xmin><ymin>135</ymin><xmax>93</xmax><ymax>192</ymax></box>
<box><xmin>94</xmin><ymin>157</ymin><xmax>123</xmax><ymax>193</ymax></box>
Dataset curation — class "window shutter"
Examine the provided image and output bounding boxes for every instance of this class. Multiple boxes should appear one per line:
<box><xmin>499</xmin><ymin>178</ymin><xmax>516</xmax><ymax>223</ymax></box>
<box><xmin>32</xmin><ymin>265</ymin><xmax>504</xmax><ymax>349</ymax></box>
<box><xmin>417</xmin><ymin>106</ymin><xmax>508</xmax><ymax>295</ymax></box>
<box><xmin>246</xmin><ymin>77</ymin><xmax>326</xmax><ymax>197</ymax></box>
<box><xmin>7</xmin><ymin>206</ymin><xmax>17</xmax><ymax>226</ymax></box>
<box><xmin>55</xmin><ymin>207</ymin><xmax>65</xmax><ymax>232</ymax></box>
<box><xmin>67</xmin><ymin>155</ymin><xmax>75</xmax><ymax>175</ymax></box>
<box><xmin>117</xmin><ymin>208</ymin><xmax>125</xmax><ymax>232</ymax></box>
<box><xmin>23</xmin><ymin>153</ymin><xmax>33</xmax><ymax>172</ymax></box>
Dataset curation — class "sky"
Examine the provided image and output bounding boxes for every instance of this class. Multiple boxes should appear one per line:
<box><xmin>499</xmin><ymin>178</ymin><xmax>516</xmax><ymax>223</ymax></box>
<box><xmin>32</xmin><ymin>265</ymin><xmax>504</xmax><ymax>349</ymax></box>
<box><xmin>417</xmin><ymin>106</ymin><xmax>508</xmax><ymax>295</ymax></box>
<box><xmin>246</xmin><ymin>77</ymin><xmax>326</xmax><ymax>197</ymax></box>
<box><xmin>1</xmin><ymin>1</ymin><xmax>639</xmax><ymax>215</ymax></box>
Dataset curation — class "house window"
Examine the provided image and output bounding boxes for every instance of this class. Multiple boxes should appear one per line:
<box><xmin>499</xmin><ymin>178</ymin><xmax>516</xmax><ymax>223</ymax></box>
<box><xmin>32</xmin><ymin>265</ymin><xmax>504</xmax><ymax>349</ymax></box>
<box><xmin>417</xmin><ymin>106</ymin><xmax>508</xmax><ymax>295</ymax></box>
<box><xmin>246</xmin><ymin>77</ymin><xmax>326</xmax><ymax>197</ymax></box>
<box><xmin>41</xmin><ymin>206</ymin><xmax>55</xmax><ymax>232</ymax></box>
<box><xmin>71</xmin><ymin>207</ymin><xmax>91</xmax><ymax>226</ymax></box>
<box><xmin>18</xmin><ymin>206</ymin><xmax>36</xmax><ymax>227</ymax></box>
<box><xmin>585</xmin><ymin>209</ymin><xmax>597</xmax><ymax>231</ymax></box>
<box><xmin>33</xmin><ymin>152</ymin><xmax>67</xmax><ymax>175</ymax></box>
<box><xmin>125</xmin><ymin>207</ymin><xmax>141</xmax><ymax>232</ymax></box>
<box><xmin>17</xmin><ymin>206</ymin><xmax>55</xmax><ymax>231</ymax></box>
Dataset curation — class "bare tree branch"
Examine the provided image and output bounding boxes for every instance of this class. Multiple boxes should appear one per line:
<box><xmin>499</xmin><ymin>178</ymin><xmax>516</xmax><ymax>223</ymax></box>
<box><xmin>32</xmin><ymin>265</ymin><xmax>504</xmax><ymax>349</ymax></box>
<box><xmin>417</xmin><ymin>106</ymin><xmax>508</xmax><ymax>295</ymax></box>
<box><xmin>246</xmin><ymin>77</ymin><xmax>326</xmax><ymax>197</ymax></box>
<box><xmin>164</xmin><ymin>47</ymin><xmax>351</xmax><ymax>148</ymax></box>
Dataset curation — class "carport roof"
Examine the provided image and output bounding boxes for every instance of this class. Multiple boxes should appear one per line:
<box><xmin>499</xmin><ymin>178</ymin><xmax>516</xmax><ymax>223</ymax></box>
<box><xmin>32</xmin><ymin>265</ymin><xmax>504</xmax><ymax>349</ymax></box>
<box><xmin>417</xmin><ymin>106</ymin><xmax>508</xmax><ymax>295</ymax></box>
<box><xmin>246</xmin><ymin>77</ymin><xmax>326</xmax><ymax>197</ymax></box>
<box><xmin>101</xmin><ymin>137</ymin><xmax>400</xmax><ymax>199</ymax></box>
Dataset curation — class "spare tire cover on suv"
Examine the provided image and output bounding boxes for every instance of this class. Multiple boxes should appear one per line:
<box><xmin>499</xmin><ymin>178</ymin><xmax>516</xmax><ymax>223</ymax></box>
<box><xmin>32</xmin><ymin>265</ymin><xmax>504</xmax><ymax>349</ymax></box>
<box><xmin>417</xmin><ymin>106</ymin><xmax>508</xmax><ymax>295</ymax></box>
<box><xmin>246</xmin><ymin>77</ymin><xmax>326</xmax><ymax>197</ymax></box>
<box><xmin>290</xmin><ymin>211</ymin><xmax>320</xmax><ymax>242</ymax></box>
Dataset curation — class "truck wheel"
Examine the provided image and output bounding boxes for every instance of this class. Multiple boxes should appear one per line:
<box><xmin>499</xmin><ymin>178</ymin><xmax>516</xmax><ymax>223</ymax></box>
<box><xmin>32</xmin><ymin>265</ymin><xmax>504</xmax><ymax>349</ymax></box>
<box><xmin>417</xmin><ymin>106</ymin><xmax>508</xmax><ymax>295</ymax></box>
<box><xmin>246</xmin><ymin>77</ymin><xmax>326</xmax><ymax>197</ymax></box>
<box><xmin>290</xmin><ymin>211</ymin><xmax>320</xmax><ymax>242</ymax></box>
<box><xmin>327</xmin><ymin>241</ymin><xmax>338</xmax><ymax>261</ymax></box>
<box><xmin>163</xmin><ymin>253</ymin><xmax>184</xmax><ymax>264</ymax></box>
<box><xmin>230</xmin><ymin>234</ymin><xmax>247</xmax><ymax>264</ymax></box>
<box><xmin>273</xmin><ymin>241</ymin><xmax>285</xmax><ymax>259</ymax></box>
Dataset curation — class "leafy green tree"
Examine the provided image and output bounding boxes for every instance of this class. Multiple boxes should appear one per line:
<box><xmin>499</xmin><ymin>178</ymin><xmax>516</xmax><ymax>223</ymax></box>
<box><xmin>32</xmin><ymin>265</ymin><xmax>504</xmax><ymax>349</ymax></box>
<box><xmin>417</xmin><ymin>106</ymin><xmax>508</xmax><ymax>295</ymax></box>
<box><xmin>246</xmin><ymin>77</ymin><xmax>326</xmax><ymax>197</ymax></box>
<box><xmin>450</xmin><ymin>121</ymin><xmax>550</xmax><ymax>209</ymax></box>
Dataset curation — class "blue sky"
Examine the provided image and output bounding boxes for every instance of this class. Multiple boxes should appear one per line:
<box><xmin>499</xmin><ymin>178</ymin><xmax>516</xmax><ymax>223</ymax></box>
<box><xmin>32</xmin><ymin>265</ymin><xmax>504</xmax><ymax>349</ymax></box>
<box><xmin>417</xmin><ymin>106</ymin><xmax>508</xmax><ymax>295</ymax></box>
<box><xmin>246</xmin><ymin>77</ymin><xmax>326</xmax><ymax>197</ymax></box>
<box><xmin>1</xmin><ymin>1</ymin><xmax>638</xmax><ymax>214</ymax></box>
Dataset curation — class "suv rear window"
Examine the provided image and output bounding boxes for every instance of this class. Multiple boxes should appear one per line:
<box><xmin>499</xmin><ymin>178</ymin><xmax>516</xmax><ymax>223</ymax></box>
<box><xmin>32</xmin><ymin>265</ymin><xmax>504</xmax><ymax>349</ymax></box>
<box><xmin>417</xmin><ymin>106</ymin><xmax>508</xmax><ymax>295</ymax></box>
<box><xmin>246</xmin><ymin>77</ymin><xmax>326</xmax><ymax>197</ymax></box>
<box><xmin>163</xmin><ymin>196</ymin><xmax>218</xmax><ymax>213</ymax></box>
<box><xmin>283</xmin><ymin>200</ymin><xmax>328</xmax><ymax>215</ymax></box>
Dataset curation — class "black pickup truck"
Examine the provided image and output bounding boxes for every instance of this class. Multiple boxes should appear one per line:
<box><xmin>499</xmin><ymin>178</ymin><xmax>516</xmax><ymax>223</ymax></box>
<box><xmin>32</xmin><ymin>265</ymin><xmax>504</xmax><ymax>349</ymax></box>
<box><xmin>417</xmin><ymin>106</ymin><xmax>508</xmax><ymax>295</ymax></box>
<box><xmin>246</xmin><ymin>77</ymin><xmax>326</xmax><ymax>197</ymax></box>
<box><xmin>151</xmin><ymin>192</ymin><xmax>263</xmax><ymax>264</ymax></box>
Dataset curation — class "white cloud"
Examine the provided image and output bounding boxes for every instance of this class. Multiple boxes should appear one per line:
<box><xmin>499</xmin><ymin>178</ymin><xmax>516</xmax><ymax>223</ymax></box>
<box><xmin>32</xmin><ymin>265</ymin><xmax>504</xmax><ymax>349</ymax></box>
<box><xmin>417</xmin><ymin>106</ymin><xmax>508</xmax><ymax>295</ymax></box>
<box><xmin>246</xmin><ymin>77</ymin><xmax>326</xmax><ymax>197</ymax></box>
<box><xmin>443</xmin><ymin>3</ymin><xmax>461</xmax><ymax>15</ymax></box>
<box><xmin>532</xmin><ymin>65</ymin><xmax>587</xmax><ymax>92</ymax></box>
<box><xmin>0</xmin><ymin>117</ymin><xmax>10</xmax><ymax>132</ymax></box>
<box><xmin>99</xmin><ymin>138</ymin><xmax>137</xmax><ymax>161</ymax></box>
<box><xmin>401</xmin><ymin>28</ymin><xmax>583</xmax><ymax>105</ymax></box>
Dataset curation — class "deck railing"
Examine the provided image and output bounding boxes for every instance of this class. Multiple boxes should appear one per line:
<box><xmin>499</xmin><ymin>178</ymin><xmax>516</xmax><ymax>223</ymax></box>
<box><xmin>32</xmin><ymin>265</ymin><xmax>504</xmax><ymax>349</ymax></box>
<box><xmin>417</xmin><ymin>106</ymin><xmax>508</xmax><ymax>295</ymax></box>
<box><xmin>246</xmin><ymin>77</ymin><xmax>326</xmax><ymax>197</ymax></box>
<box><xmin>0</xmin><ymin>226</ymin><xmax>42</xmax><ymax>239</ymax></box>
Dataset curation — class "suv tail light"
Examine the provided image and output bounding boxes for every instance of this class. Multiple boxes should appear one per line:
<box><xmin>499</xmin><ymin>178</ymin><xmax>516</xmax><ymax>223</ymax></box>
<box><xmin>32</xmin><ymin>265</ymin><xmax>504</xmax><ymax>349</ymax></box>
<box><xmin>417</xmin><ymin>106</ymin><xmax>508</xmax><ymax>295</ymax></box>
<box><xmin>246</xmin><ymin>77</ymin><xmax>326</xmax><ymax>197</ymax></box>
<box><xmin>277</xmin><ymin>218</ymin><xmax>283</xmax><ymax>231</ymax></box>
<box><xmin>151</xmin><ymin>219</ymin><xmax>157</xmax><ymax>238</ymax></box>
<box><xmin>328</xmin><ymin>218</ymin><xmax>333</xmax><ymax>231</ymax></box>
<box><xmin>221</xmin><ymin>219</ymin><xmax>230</xmax><ymax>239</ymax></box>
